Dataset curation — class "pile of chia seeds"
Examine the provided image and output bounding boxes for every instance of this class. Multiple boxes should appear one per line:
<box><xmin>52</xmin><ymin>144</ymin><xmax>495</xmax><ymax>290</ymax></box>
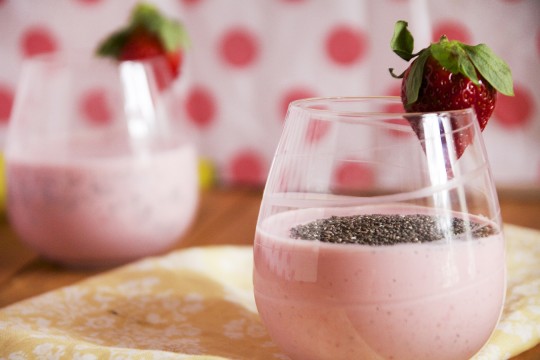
<box><xmin>289</xmin><ymin>214</ymin><xmax>497</xmax><ymax>246</ymax></box>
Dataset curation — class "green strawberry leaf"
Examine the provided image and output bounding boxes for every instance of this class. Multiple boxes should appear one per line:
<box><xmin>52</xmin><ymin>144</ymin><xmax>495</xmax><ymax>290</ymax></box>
<box><xmin>462</xmin><ymin>44</ymin><xmax>514</xmax><ymax>96</ymax></box>
<box><xmin>129</xmin><ymin>3</ymin><xmax>189</xmax><ymax>52</ymax></box>
<box><xmin>431</xmin><ymin>39</ymin><xmax>479</xmax><ymax>85</ymax></box>
<box><xmin>158</xmin><ymin>19</ymin><xmax>190</xmax><ymax>52</ymax></box>
<box><xmin>131</xmin><ymin>3</ymin><xmax>163</xmax><ymax>34</ymax></box>
<box><xmin>96</xmin><ymin>30</ymin><xmax>129</xmax><ymax>57</ymax></box>
<box><xmin>405</xmin><ymin>49</ymin><xmax>430</xmax><ymax>105</ymax></box>
<box><xmin>456</xmin><ymin>44</ymin><xmax>480</xmax><ymax>85</ymax></box>
<box><xmin>390</xmin><ymin>20</ymin><xmax>415</xmax><ymax>61</ymax></box>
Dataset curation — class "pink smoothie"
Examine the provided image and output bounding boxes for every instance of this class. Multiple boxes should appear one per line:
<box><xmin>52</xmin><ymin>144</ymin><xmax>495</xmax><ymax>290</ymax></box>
<box><xmin>7</xmin><ymin>142</ymin><xmax>198</xmax><ymax>267</ymax></box>
<box><xmin>254</xmin><ymin>204</ymin><xmax>506</xmax><ymax>360</ymax></box>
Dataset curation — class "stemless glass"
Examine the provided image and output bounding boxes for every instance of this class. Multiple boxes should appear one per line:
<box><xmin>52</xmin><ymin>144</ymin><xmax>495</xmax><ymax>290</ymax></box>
<box><xmin>5</xmin><ymin>54</ymin><xmax>198</xmax><ymax>268</ymax></box>
<box><xmin>253</xmin><ymin>97</ymin><xmax>506</xmax><ymax>360</ymax></box>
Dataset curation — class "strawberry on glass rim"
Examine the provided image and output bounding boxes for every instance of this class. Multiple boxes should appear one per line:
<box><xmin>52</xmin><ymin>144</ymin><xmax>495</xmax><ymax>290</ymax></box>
<box><xmin>96</xmin><ymin>2</ymin><xmax>189</xmax><ymax>90</ymax></box>
<box><xmin>389</xmin><ymin>20</ymin><xmax>514</xmax><ymax>158</ymax></box>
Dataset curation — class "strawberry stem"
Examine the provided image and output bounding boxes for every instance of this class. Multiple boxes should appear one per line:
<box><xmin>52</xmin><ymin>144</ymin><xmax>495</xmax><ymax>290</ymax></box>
<box><xmin>389</xmin><ymin>68</ymin><xmax>405</xmax><ymax>79</ymax></box>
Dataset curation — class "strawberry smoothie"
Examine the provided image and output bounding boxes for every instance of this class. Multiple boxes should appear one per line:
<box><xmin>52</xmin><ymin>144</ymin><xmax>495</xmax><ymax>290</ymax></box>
<box><xmin>7</xmin><ymin>141</ymin><xmax>198</xmax><ymax>267</ymax></box>
<box><xmin>254</xmin><ymin>204</ymin><xmax>506</xmax><ymax>360</ymax></box>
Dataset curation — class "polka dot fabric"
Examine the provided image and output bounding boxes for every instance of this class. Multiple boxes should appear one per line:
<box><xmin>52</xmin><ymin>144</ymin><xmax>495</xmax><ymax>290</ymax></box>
<box><xmin>19</xmin><ymin>25</ymin><xmax>59</xmax><ymax>57</ymax></box>
<box><xmin>0</xmin><ymin>0</ymin><xmax>539</xmax><ymax>189</ymax></box>
<box><xmin>0</xmin><ymin>85</ymin><xmax>14</xmax><ymax>124</ymax></box>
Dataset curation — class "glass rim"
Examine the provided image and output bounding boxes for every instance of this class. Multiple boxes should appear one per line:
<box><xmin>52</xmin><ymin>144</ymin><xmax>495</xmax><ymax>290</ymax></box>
<box><xmin>289</xmin><ymin>96</ymin><xmax>476</xmax><ymax>119</ymax></box>
<box><xmin>20</xmin><ymin>51</ymin><xmax>171</xmax><ymax>69</ymax></box>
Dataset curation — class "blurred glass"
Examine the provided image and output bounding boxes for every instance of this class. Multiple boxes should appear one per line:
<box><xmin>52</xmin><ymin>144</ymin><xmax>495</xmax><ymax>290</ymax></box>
<box><xmin>5</xmin><ymin>54</ymin><xmax>199</xmax><ymax>268</ymax></box>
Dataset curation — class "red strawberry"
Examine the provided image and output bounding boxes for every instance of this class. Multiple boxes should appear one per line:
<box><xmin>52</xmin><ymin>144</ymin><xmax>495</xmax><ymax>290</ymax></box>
<box><xmin>96</xmin><ymin>3</ymin><xmax>189</xmax><ymax>89</ymax></box>
<box><xmin>389</xmin><ymin>20</ymin><xmax>513</xmax><ymax>158</ymax></box>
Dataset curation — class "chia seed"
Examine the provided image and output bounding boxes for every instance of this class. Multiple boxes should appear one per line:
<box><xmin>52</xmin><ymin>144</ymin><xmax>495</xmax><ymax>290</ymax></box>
<box><xmin>289</xmin><ymin>214</ymin><xmax>497</xmax><ymax>246</ymax></box>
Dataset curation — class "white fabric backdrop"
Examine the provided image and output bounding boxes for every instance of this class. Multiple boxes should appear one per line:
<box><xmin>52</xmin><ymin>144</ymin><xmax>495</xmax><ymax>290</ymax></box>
<box><xmin>0</xmin><ymin>0</ymin><xmax>538</xmax><ymax>189</ymax></box>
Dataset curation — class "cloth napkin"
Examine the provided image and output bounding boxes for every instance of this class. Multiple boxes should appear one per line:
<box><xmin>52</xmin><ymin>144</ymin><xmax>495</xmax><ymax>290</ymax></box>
<box><xmin>1</xmin><ymin>224</ymin><xmax>539</xmax><ymax>360</ymax></box>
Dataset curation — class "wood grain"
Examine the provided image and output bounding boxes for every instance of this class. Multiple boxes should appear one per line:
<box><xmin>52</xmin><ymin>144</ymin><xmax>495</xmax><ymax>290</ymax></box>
<box><xmin>0</xmin><ymin>186</ymin><xmax>539</xmax><ymax>359</ymax></box>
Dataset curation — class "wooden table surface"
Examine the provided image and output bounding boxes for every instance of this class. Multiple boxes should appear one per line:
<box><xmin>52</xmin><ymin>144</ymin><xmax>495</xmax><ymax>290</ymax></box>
<box><xmin>1</xmin><ymin>186</ymin><xmax>539</xmax><ymax>359</ymax></box>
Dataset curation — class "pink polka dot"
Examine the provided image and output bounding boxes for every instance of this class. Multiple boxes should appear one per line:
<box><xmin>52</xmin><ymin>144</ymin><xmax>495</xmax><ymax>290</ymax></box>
<box><xmin>229</xmin><ymin>150</ymin><xmax>266</xmax><ymax>186</ymax></box>
<box><xmin>280</xmin><ymin>87</ymin><xmax>317</xmax><ymax>120</ymax></box>
<box><xmin>219</xmin><ymin>28</ymin><xmax>259</xmax><ymax>68</ymax></box>
<box><xmin>0</xmin><ymin>84</ymin><xmax>15</xmax><ymax>124</ymax></box>
<box><xmin>325</xmin><ymin>25</ymin><xmax>368</xmax><ymax>66</ymax></box>
<box><xmin>431</xmin><ymin>20</ymin><xmax>472</xmax><ymax>43</ymax></box>
<box><xmin>386</xmin><ymin>84</ymin><xmax>401</xmax><ymax>97</ymax></box>
<box><xmin>306</xmin><ymin>119</ymin><xmax>331</xmax><ymax>144</ymax></box>
<box><xmin>493</xmin><ymin>84</ymin><xmax>534</xmax><ymax>129</ymax></box>
<box><xmin>79</xmin><ymin>88</ymin><xmax>113</xmax><ymax>125</ymax></box>
<box><xmin>384</xmin><ymin>84</ymin><xmax>403</xmax><ymax>110</ymax></box>
<box><xmin>180</xmin><ymin>0</ymin><xmax>202</xmax><ymax>6</ymax></box>
<box><xmin>332</xmin><ymin>161</ymin><xmax>375</xmax><ymax>191</ymax></box>
<box><xmin>20</xmin><ymin>26</ymin><xmax>59</xmax><ymax>58</ymax></box>
<box><xmin>185</xmin><ymin>86</ymin><xmax>216</xmax><ymax>128</ymax></box>
<box><xmin>386</xmin><ymin>117</ymin><xmax>412</xmax><ymax>139</ymax></box>
<box><xmin>0</xmin><ymin>84</ymin><xmax>14</xmax><ymax>124</ymax></box>
<box><xmin>383</xmin><ymin>85</ymin><xmax>409</xmax><ymax>138</ymax></box>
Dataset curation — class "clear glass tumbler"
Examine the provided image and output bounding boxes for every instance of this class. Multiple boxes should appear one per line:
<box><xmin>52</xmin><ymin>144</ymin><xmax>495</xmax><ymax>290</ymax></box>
<box><xmin>5</xmin><ymin>54</ymin><xmax>198</xmax><ymax>268</ymax></box>
<box><xmin>253</xmin><ymin>97</ymin><xmax>506</xmax><ymax>360</ymax></box>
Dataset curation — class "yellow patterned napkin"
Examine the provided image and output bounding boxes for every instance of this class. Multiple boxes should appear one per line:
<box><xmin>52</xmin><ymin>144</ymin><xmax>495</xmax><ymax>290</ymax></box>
<box><xmin>1</xmin><ymin>225</ymin><xmax>539</xmax><ymax>360</ymax></box>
